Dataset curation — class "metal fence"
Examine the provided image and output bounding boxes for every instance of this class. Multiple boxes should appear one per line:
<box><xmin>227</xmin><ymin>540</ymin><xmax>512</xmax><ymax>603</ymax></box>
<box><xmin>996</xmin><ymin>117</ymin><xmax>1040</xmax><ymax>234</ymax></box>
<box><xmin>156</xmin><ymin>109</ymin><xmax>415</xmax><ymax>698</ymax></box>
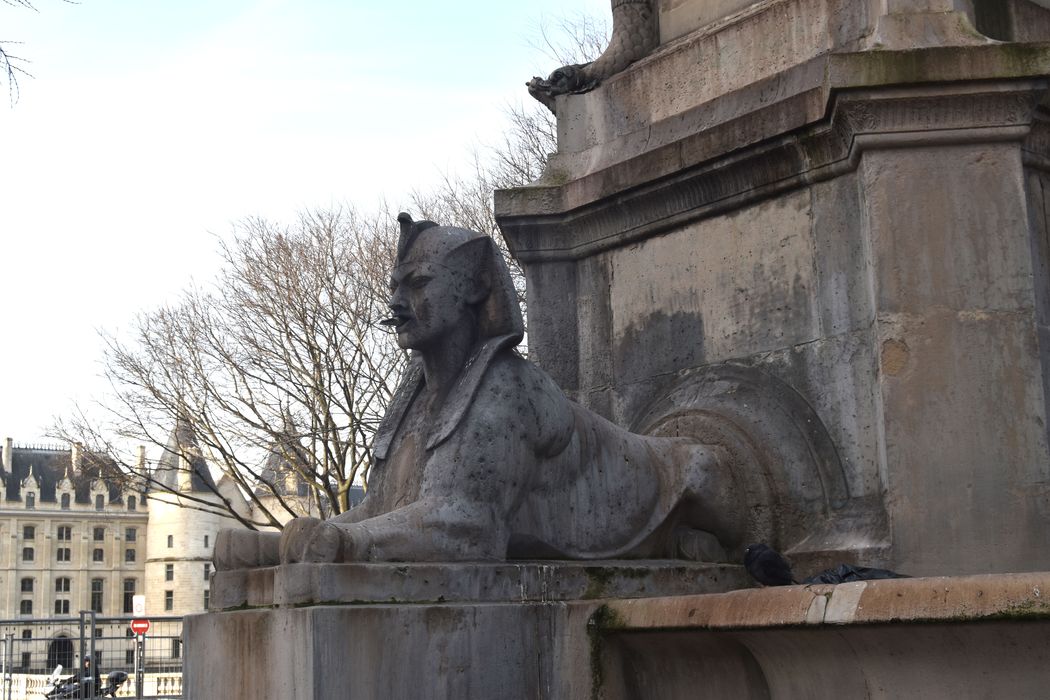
<box><xmin>0</xmin><ymin>614</ymin><xmax>182</xmax><ymax>699</ymax></box>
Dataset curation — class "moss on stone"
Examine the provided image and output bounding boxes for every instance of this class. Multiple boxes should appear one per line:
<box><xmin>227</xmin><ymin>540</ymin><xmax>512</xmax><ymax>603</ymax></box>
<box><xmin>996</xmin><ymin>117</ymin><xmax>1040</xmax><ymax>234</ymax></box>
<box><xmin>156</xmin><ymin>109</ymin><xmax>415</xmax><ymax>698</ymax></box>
<box><xmin>583</xmin><ymin>567</ymin><xmax>616</xmax><ymax>599</ymax></box>
<box><xmin>587</xmin><ymin>604</ymin><xmax>627</xmax><ymax>698</ymax></box>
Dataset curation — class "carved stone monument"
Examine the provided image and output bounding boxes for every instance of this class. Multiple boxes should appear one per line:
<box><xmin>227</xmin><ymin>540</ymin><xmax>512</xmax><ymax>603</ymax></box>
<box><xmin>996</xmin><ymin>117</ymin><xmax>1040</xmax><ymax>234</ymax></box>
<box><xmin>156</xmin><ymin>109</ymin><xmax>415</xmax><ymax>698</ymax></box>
<box><xmin>187</xmin><ymin>1</ymin><xmax>1050</xmax><ymax>697</ymax></box>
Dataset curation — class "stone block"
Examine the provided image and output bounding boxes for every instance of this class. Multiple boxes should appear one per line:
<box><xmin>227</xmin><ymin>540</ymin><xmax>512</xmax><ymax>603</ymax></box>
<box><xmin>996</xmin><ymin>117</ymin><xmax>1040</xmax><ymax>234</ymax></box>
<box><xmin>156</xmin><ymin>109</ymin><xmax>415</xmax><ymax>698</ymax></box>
<box><xmin>188</xmin><ymin>560</ymin><xmax>749</xmax><ymax>699</ymax></box>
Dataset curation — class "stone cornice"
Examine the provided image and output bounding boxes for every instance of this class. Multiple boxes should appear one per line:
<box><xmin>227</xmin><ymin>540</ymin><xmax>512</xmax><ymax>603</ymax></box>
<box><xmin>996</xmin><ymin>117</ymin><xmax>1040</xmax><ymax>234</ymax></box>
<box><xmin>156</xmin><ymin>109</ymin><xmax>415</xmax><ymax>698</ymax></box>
<box><xmin>497</xmin><ymin>73</ymin><xmax>1049</xmax><ymax>263</ymax></box>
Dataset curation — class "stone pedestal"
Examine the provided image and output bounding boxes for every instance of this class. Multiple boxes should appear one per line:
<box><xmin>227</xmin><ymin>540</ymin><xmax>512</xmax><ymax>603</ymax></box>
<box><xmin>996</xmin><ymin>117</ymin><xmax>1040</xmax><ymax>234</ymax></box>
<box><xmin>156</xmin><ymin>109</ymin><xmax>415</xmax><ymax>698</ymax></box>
<box><xmin>185</xmin><ymin>565</ymin><xmax>1050</xmax><ymax>698</ymax></box>
<box><xmin>184</xmin><ymin>561</ymin><xmax>746</xmax><ymax>699</ymax></box>
<box><xmin>595</xmin><ymin>571</ymin><xmax>1050</xmax><ymax>699</ymax></box>
<box><xmin>496</xmin><ymin>0</ymin><xmax>1050</xmax><ymax>576</ymax></box>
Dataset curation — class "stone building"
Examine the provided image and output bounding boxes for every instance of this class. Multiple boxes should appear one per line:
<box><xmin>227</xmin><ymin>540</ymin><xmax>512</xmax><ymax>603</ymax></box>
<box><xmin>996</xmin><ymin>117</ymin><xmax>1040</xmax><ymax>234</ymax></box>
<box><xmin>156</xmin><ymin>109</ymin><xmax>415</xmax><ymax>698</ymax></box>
<box><xmin>143</xmin><ymin>420</ymin><xmax>253</xmax><ymax>620</ymax></box>
<box><xmin>0</xmin><ymin>422</ymin><xmax>320</xmax><ymax>671</ymax></box>
<box><xmin>0</xmin><ymin>438</ymin><xmax>151</xmax><ymax>670</ymax></box>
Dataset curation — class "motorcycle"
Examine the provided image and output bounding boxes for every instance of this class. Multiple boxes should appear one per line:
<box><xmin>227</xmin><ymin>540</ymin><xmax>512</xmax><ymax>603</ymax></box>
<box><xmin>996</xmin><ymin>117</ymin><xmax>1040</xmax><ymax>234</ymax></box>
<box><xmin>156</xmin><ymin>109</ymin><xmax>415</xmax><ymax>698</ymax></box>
<box><xmin>40</xmin><ymin>665</ymin><xmax>129</xmax><ymax>698</ymax></box>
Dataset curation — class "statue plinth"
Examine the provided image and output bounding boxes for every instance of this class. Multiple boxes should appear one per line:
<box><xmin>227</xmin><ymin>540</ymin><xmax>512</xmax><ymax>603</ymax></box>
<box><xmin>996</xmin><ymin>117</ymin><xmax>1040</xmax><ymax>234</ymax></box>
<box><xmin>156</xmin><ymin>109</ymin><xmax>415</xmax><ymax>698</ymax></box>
<box><xmin>186</xmin><ymin>566</ymin><xmax>1050</xmax><ymax>698</ymax></box>
<box><xmin>185</xmin><ymin>561</ymin><xmax>747</xmax><ymax>699</ymax></box>
<box><xmin>209</xmin><ymin>560</ymin><xmax>746</xmax><ymax>609</ymax></box>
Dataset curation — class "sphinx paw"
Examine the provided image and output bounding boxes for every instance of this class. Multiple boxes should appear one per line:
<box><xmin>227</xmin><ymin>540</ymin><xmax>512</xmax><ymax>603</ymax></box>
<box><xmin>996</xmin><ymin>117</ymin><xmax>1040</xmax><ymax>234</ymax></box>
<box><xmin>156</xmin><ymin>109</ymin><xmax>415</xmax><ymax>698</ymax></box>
<box><xmin>214</xmin><ymin>529</ymin><xmax>281</xmax><ymax>570</ymax></box>
<box><xmin>279</xmin><ymin>517</ymin><xmax>352</xmax><ymax>564</ymax></box>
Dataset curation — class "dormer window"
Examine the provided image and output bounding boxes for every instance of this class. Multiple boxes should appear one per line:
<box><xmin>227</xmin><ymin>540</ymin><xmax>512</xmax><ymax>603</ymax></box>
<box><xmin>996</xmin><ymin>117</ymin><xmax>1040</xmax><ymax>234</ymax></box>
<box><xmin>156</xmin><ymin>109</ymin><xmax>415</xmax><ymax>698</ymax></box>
<box><xmin>95</xmin><ymin>494</ymin><xmax>104</xmax><ymax>511</ymax></box>
<box><xmin>60</xmin><ymin>493</ymin><xmax>70</xmax><ymax>509</ymax></box>
<box><xmin>25</xmin><ymin>492</ymin><xmax>35</xmax><ymax>510</ymax></box>
<box><xmin>127</xmin><ymin>496</ymin><xmax>136</xmax><ymax>511</ymax></box>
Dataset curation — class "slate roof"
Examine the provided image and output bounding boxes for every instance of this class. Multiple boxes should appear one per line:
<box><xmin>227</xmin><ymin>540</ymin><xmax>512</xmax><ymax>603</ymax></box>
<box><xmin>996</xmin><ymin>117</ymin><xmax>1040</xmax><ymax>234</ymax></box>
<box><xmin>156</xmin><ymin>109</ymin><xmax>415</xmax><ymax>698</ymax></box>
<box><xmin>253</xmin><ymin>432</ymin><xmax>312</xmax><ymax>499</ymax></box>
<box><xmin>152</xmin><ymin>420</ymin><xmax>219</xmax><ymax>494</ymax></box>
<box><xmin>0</xmin><ymin>445</ymin><xmax>125</xmax><ymax>504</ymax></box>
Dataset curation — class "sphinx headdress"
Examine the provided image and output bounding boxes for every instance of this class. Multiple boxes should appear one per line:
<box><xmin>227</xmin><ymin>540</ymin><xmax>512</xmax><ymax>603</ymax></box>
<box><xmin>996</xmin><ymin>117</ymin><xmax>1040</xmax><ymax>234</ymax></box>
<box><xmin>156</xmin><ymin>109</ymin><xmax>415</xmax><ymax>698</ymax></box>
<box><xmin>395</xmin><ymin>213</ymin><xmax>524</xmax><ymax>345</ymax></box>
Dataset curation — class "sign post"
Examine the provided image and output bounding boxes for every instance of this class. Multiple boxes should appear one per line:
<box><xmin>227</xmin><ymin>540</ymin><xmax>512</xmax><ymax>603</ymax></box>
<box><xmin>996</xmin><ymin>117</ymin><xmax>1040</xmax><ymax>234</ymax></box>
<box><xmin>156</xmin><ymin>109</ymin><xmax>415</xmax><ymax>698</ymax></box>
<box><xmin>130</xmin><ymin>619</ymin><xmax>149</xmax><ymax>699</ymax></box>
<box><xmin>2</xmin><ymin>632</ymin><xmax>12</xmax><ymax>700</ymax></box>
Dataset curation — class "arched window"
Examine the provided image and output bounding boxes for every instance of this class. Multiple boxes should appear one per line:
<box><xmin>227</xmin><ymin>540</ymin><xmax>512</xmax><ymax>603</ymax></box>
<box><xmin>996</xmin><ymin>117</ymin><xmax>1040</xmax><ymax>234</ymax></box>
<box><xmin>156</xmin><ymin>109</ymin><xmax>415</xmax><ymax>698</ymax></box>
<box><xmin>60</xmin><ymin>493</ymin><xmax>70</xmax><ymax>509</ymax></box>
<box><xmin>47</xmin><ymin>638</ymin><xmax>73</xmax><ymax>671</ymax></box>
<box><xmin>127</xmin><ymin>496</ymin><xmax>136</xmax><ymax>511</ymax></box>
<box><xmin>95</xmin><ymin>494</ymin><xmax>105</xmax><ymax>511</ymax></box>
<box><xmin>25</xmin><ymin>492</ymin><xmax>35</xmax><ymax>509</ymax></box>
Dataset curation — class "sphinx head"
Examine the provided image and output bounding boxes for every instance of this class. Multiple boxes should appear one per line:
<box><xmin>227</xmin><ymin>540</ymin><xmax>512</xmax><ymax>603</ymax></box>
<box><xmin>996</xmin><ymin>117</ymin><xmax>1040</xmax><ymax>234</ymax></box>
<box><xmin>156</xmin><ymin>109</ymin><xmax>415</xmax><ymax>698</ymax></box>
<box><xmin>384</xmin><ymin>213</ymin><xmax>523</xmax><ymax>353</ymax></box>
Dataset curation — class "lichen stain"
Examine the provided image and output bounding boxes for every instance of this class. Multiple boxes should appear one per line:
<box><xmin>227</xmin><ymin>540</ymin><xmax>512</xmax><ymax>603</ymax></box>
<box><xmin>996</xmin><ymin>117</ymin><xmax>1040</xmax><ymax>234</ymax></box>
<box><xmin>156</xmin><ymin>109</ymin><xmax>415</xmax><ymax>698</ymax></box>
<box><xmin>881</xmin><ymin>338</ymin><xmax>910</xmax><ymax>376</ymax></box>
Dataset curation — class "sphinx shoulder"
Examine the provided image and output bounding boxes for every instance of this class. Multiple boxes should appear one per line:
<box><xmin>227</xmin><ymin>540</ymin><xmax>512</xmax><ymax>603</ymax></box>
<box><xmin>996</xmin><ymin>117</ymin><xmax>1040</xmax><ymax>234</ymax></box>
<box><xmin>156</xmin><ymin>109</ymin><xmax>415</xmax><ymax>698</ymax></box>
<box><xmin>471</xmin><ymin>352</ymin><xmax>576</xmax><ymax>457</ymax></box>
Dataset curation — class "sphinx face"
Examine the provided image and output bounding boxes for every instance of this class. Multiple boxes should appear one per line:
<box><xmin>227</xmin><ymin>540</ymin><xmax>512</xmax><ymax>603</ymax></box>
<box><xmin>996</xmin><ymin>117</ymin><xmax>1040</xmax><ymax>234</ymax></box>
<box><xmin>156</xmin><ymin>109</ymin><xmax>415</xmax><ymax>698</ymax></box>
<box><xmin>387</xmin><ymin>260</ymin><xmax>478</xmax><ymax>353</ymax></box>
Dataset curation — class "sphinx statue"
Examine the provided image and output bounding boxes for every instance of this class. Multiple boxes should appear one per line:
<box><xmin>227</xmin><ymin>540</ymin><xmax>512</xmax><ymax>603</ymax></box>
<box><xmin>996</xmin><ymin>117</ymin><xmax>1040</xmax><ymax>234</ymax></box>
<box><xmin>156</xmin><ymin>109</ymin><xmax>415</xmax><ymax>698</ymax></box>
<box><xmin>214</xmin><ymin>214</ymin><xmax>850</xmax><ymax>570</ymax></box>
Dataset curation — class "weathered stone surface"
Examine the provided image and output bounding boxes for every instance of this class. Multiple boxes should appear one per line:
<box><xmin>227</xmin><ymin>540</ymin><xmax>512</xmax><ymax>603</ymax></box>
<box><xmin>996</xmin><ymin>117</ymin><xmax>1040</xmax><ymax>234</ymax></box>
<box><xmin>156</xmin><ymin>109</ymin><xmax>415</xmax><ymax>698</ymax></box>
<box><xmin>209</xmin><ymin>560</ymin><xmax>749</xmax><ymax>609</ymax></box>
<box><xmin>188</xmin><ymin>571</ymin><xmax>1050</xmax><ymax>699</ymax></box>
<box><xmin>498</xmin><ymin>45</ymin><xmax>1050</xmax><ymax>575</ymax></box>
<box><xmin>657</xmin><ymin>0</ymin><xmax>766</xmax><ymax>44</ymax></box>
<box><xmin>217</xmin><ymin>206</ymin><xmax>859</xmax><ymax>571</ymax></box>
<box><xmin>185</xmin><ymin>601</ymin><xmax>600</xmax><ymax>700</ymax></box>
<box><xmin>594</xmin><ymin>572</ymin><xmax>1050</xmax><ymax>699</ymax></box>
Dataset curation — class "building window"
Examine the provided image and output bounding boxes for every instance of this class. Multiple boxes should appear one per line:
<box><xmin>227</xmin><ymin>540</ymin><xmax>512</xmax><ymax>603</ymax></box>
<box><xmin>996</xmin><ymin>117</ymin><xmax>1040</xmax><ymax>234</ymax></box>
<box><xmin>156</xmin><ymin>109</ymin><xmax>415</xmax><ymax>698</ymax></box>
<box><xmin>171</xmin><ymin>639</ymin><xmax>181</xmax><ymax>659</ymax></box>
<box><xmin>21</xmin><ymin>630</ymin><xmax>31</xmax><ymax>640</ymax></box>
<box><xmin>204</xmin><ymin>535</ymin><xmax>209</xmax><ymax>548</ymax></box>
<box><xmin>165</xmin><ymin>564</ymin><xmax>174</xmax><ymax>581</ymax></box>
<box><xmin>125</xmin><ymin>549</ymin><xmax>136</xmax><ymax>563</ymax></box>
<box><xmin>125</xmin><ymin>527</ymin><xmax>137</xmax><ymax>542</ymax></box>
<box><xmin>54</xmin><ymin>599</ymin><xmax>70</xmax><ymax>615</ymax></box>
<box><xmin>22</xmin><ymin>547</ymin><xmax>33</xmax><ymax>562</ymax></box>
<box><xmin>203</xmin><ymin>589</ymin><xmax>210</xmax><ymax>610</ymax></box>
<box><xmin>56</xmin><ymin>548</ymin><xmax>71</xmax><ymax>562</ymax></box>
<box><xmin>203</xmin><ymin>563</ymin><xmax>211</xmax><ymax>580</ymax></box>
<box><xmin>25</xmin><ymin>492</ymin><xmax>35</xmax><ymax>509</ymax></box>
<box><xmin>57</xmin><ymin>526</ymin><xmax>72</xmax><ymax>541</ymax></box>
<box><xmin>123</xmin><ymin>579</ymin><xmax>136</xmax><ymax>614</ymax></box>
<box><xmin>126</xmin><ymin>649</ymin><xmax>134</xmax><ymax>665</ymax></box>
<box><xmin>93</xmin><ymin>527</ymin><xmax>105</xmax><ymax>541</ymax></box>
<box><xmin>164</xmin><ymin>590</ymin><xmax>173</xmax><ymax>611</ymax></box>
<box><xmin>95</xmin><ymin>494</ymin><xmax>105</xmax><ymax>511</ymax></box>
<box><xmin>92</xmin><ymin>548</ymin><xmax>104</xmax><ymax>562</ymax></box>
<box><xmin>19</xmin><ymin>600</ymin><xmax>32</xmax><ymax>615</ymax></box>
<box><xmin>60</xmin><ymin>493</ymin><xmax>70</xmax><ymax>509</ymax></box>
<box><xmin>56</xmin><ymin>577</ymin><xmax>71</xmax><ymax>592</ymax></box>
<box><xmin>127</xmin><ymin>496</ymin><xmax>136</xmax><ymax>511</ymax></box>
<box><xmin>167</xmin><ymin>535</ymin><xmax>173</xmax><ymax>548</ymax></box>
<box><xmin>23</xmin><ymin>525</ymin><xmax>35</xmax><ymax>540</ymax></box>
<box><xmin>90</xmin><ymin>579</ymin><xmax>103</xmax><ymax>613</ymax></box>
<box><xmin>20</xmin><ymin>577</ymin><xmax>33</xmax><ymax>592</ymax></box>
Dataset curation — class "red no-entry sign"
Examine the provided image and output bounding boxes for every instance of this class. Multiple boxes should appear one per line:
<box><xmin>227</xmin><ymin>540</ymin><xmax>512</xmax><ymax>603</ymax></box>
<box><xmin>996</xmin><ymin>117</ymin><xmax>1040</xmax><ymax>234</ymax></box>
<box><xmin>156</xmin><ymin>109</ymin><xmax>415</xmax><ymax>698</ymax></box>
<box><xmin>130</xmin><ymin>619</ymin><xmax>150</xmax><ymax>635</ymax></box>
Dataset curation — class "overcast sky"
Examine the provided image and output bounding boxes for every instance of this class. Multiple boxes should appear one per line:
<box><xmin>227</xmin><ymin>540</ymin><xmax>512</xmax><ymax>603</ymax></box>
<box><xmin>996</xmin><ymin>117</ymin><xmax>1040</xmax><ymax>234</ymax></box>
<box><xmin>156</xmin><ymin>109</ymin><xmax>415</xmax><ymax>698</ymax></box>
<box><xmin>0</xmin><ymin>0</ymin><xmax>608</xmax><ymax>444</ymax></box>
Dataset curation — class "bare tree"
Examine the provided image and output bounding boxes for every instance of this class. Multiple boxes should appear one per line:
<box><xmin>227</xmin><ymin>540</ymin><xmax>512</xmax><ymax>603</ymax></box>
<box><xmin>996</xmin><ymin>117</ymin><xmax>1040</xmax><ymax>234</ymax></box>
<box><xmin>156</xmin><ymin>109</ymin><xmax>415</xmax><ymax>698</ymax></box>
<box><xmin>54</xmin><ymin>13</ymin><xmax>609</xmax><ymax>527</ymax></box>
<box><xmin>58</xmin><ymin>207</ymin><xmax>406</xmax><ymax>528</ymax></box>
<box><xmin>2</xmin><ymin>0</ymin><xmax>76</xmax><ymax>105</ymax></box>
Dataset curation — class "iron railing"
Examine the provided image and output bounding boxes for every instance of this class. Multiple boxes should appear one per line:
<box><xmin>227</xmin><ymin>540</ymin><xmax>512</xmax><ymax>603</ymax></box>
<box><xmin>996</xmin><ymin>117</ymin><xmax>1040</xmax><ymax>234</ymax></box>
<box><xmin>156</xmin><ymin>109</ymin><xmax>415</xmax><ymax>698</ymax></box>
<box><xmin>0</xmin><ymin>614</ymin><xmax>182</xmax><ymax>699</ymax></box>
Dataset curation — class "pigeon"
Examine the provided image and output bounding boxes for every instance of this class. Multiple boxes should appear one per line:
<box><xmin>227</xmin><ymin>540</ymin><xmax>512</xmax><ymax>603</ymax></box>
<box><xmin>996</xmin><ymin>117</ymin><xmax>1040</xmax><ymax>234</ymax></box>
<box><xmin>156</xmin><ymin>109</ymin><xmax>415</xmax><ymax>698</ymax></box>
<box><xmin>743</xmin><ymin>543</ymin><xmax>798</xmax><ymax>586</ymax></box>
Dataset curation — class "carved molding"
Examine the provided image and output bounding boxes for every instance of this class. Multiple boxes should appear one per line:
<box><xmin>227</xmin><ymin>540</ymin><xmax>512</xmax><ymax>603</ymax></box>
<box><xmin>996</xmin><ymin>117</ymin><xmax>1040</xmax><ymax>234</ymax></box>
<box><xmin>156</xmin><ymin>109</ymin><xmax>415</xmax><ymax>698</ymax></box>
<box><xmin>499</xmin><ymin>80</ymin><xmax>1047</xmax><ymax>263</ymax></box>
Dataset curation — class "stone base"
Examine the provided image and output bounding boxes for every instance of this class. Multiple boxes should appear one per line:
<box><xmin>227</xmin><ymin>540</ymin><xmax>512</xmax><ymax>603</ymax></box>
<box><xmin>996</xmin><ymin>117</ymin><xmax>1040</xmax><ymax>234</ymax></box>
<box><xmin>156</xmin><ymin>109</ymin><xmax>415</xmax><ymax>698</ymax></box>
<box><xmin>185</xmin><ymin>599</ymin><xmax>601</xmax><ymax>699</ymax></box>
<box><xmin>209</xmin><ymin>559</ymin><xmax>747</xmax><ymax>609</ymax></box>
<box><xmin>190</xmin><ymin>560</ymin><xmax>745</xmax><ymax>699</ymax></box>
<box><xmin>597</xmin><ymin>572</ymin><xmax>1050</xmax><ymax>699</ymax></box>
<box><xmin>186</xmin><ymin>569</ymin><xmax>1050</xmax><ymax>699</ymax></box>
